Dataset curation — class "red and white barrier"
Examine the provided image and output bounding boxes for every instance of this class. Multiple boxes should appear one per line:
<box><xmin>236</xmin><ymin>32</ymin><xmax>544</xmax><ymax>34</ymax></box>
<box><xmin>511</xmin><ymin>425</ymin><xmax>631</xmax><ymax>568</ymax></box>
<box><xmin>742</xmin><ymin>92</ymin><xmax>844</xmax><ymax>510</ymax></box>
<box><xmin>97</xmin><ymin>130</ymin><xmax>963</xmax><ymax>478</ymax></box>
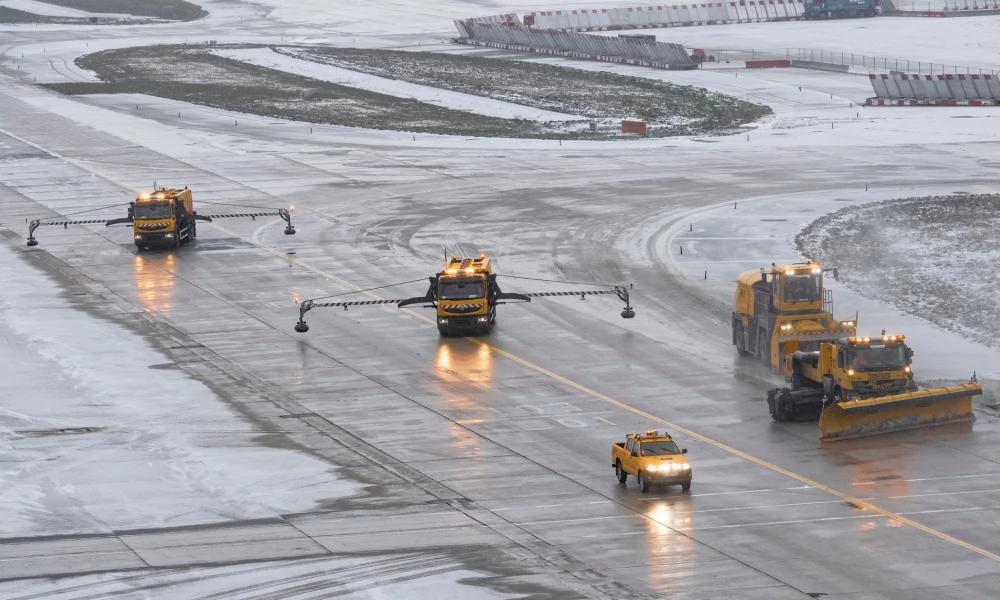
<box><xmin>866</xmin><ymin>97</ymin><xmax>994</xmax><ymax>106</ymax></box>
<box><xmin>523</xmin><ymin>1</ymin><xmax>807</xmax><ymax>31</ymax></box>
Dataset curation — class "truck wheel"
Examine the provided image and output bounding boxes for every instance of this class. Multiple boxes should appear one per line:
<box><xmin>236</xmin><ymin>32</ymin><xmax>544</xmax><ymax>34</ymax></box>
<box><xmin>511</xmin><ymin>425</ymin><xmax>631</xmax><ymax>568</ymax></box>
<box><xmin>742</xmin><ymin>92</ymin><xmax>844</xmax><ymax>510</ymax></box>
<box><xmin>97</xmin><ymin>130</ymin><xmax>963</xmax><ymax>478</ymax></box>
<box><xmin>734</xmin><ymin>322</ymin><xmax>749</xmax><ymax>356</ymax></box>
<box><xmin>638</xmin><ymin>472</ymin><xmax>650</xmax><ymax>493</ymax></box>
<box><xmin>615</xmin><ymin>461</ymin><xmax>627</xmax><ymax>484</ymax></box>
<box><xmin>682</xmin><ymin>481</ymin><xmax>691</xmax><ymax>492</ymax></box>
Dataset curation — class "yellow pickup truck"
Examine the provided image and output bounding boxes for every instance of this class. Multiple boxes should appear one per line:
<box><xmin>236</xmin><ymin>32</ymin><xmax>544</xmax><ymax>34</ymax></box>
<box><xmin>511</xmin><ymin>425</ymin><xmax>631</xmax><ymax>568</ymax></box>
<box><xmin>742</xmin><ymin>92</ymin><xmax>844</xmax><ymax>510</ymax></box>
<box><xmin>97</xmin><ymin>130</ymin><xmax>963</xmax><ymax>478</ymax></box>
<box><xmin>612</xmin><ymin>430</ymin><xmax>692</xmax><ymax>493</ymax></box>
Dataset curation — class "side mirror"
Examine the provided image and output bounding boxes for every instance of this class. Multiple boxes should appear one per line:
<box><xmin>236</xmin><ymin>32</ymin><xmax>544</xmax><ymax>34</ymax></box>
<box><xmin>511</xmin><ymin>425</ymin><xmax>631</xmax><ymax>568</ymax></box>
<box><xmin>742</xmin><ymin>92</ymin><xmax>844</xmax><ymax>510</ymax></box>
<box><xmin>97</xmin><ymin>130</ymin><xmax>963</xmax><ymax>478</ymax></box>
<box><xmin>681</xmin><ymin>448</ymin><xmax>688</xmax><ymax>454</ymax></box>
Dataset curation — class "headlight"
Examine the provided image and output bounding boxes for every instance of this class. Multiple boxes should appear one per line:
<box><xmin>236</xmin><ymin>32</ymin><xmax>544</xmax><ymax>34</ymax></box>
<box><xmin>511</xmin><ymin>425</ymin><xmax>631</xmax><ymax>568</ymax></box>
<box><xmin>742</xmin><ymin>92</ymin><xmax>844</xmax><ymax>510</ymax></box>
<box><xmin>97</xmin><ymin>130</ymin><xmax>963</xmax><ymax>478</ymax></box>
<box><xmin>680</xmin><ymin>464</ymin><xmax>691</xmax><ymax>470</ymax></box>
<box><xmin>438</xmin><ymin>319</ymin><xmax>448</xmax><ymax>325</ymax></box>
<box><xmin>477</xmin><ymin>317</ymin><xmax>489</xmax><ymax>323</ymax></box>
<box><xmin>847</xmin><ymin>369</ymin><xmax>855</xmax><ymax>376</ymax></box>
<box><xmin>646</xmin><ymin>465</ymin><xmax>658</xmax><ymax>472</ymax></box>
<box><xmin>904</xmin><ymin>366</ymin><xmax>911</xmax><ymax>373</ymax></box>
<box><xmin>134</xmin><ymin>235</ymin><xmax>141</xmax><ymax>240</ymax></box>
<box><xmin>165</xmin><ymin>234</ymin><xmax>174</xmax><ymax>239</ymax></box>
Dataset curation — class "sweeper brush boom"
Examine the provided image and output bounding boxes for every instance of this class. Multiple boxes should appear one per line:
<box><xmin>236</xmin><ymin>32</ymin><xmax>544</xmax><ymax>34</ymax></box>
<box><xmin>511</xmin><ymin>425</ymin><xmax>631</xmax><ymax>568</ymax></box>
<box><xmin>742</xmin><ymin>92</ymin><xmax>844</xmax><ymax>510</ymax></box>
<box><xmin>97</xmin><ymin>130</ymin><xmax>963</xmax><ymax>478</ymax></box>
<box><xmin>818</xmin><ymin>382</ymin><xmax>982</xmax><ymax>442</ymax></box>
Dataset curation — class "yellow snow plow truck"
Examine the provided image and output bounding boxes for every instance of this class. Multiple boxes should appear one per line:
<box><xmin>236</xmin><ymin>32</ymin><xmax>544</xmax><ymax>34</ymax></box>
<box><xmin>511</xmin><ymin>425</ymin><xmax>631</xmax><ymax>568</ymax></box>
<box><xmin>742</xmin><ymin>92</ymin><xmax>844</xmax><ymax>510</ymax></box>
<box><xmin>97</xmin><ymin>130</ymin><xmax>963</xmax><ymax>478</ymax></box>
<box><xmin>732</xmin><ymin>262</ymin><xmax>857</xmax><ymax>373</ymax></box>
<box><xmin>768</xmin><ymin>334</ymin><xmax>981</xmax><ymax>441</ymax></box>
<box><xmin>26</xmin><ymin>185</ymin><xmax>295</xmax><ymax>250</ymax></box>
<box><xmin>293</xmin><ymin>253</ymin><xmax>634</xmax><ymax>336</ymax></box>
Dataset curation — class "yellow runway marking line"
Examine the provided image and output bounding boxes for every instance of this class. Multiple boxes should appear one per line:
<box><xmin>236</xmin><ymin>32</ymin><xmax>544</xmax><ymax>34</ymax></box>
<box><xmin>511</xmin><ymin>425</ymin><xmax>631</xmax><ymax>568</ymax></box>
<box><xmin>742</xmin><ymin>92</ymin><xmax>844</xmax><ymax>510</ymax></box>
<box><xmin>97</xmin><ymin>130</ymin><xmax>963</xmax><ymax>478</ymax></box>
<box><xmin>218</xmin><ymin>221</ymin><xmax>1000</xmax><ymax>565</ymax></box>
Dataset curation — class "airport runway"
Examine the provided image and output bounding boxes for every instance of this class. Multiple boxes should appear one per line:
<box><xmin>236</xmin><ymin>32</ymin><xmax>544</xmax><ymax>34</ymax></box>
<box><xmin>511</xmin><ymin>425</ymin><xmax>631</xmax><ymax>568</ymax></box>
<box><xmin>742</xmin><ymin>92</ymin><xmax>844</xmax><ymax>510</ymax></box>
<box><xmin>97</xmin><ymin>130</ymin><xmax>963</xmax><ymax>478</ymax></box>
<box><xmin>3</xmin><ymin>17</ymin><xmax>1000</xmax><ymax>600</ymax></box>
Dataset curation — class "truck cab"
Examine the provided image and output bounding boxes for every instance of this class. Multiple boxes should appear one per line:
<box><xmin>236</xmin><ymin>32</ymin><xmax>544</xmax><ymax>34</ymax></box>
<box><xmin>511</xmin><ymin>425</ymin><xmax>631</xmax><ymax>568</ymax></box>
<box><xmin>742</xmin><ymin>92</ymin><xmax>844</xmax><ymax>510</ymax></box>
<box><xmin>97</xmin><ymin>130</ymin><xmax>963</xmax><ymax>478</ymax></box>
<box><xmin>434</xmin><ymin>255</ymin><xmax>496</xmax><ymax>336</ymax></box>
<box><xmin>611</xmin><ymin>430</ymin><xmax>692</xmax><ymax>493</ymax></box>
<box><xmin>790</xmin><ymin>334</ymin><xmax>916</xmax><ymax>400</ymax></box>
<box><xmin>127</xmin><ymin>187</ymin><xmax>196</xmax><ymax>249</ymax></box>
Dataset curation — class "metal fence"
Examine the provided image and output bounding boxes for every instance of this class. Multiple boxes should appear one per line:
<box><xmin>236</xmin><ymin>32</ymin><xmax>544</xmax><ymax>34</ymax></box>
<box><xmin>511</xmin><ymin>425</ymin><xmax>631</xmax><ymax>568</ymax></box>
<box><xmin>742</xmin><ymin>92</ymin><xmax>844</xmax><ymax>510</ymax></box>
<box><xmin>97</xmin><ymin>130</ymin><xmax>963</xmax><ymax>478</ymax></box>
<box><xmin>455</xmin><ymin>20</ymin><xmax>695</xmax><ymax>69</ymax></box>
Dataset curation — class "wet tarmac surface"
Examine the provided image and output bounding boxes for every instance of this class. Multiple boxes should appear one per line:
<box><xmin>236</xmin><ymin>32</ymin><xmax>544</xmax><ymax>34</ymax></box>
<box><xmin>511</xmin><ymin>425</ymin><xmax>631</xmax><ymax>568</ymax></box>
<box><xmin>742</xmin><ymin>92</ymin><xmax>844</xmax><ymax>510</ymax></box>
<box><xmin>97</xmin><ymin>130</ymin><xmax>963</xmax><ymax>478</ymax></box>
<box><xmin>3</xmin><ymin>43</ymin><xmax>1000</xmax><ymax>600</ymax></box>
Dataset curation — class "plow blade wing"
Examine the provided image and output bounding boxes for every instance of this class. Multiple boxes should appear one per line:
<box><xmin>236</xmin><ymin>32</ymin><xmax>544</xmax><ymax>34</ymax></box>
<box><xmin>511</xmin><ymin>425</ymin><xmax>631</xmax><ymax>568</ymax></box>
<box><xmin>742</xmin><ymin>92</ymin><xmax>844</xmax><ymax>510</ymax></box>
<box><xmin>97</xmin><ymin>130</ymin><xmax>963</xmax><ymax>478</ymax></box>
<box><xmin>818</xmin><ymin>383</ymin><xmax>982</xmax><ymax>442</ymax></box>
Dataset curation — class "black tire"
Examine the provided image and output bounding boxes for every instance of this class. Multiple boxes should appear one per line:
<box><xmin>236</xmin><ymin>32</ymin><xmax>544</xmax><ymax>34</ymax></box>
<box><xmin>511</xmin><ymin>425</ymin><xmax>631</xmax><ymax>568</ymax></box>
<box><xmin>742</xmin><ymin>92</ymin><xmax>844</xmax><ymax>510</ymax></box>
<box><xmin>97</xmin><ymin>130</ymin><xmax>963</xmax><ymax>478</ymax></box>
<box><xmin>615</xmin><ymin>461</ymin><xmax>627</xmax><ymax>485</ymax></box>
<box><xmin>770</xmin><ymin>390</ymin><xmax>792</xmax><ymax>422</ymax></box>
<box><xmin>682</xmin><ymin>481</ymin><xmax>691</xmax><ymax>492</ymax></box>
<box><xmin>734</xmin><ymin>321</ymin><xmax>749</xmax><ymax>356</ymax></box>
<box><xmin>767</xmin><ymin>389</ymin><xmax>779</xmax><ymax>420</ymax></box>
<box><xmin>638</xmin><ymin>472</ymin><xmax>650</xmax><ymax>493</ymax></box>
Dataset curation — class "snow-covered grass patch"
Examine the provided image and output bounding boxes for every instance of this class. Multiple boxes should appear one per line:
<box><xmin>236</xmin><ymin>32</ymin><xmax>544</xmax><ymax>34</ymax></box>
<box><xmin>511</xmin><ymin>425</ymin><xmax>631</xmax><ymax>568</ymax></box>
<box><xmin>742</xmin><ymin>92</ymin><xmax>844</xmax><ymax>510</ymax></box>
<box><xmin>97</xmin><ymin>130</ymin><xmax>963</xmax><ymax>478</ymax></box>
<box><xmin>0</xmin><ymin>0</ymin><xmax>204</xmax><ymax>23</ymax></box>
<box><xmin>44</xmin><ymin>43</ymin><xmax>770</xmax><ymax>139</ymax></box>
<box><xmin>797</xmin><ymin>194</ymin><xmax>1000</xmax><ymax>350</ymax></box>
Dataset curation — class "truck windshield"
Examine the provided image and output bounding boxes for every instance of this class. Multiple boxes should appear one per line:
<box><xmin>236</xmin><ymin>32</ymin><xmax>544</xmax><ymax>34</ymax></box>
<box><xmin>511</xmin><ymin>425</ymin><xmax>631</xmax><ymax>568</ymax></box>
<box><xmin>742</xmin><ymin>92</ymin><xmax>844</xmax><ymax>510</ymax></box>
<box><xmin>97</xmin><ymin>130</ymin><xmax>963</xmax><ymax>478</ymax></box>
<box><xmin>639</xmin><ymin>440</ymin><xmax>681</xmax><ymax>456</ymax></box>
<box><xmin>439</xmin><ymin>279</ymin><xmax>485</xmax><ymax>300</ymax></box>
<box><xmin>782</xmin><ymin>273</ymin><xmax>821</xmax><ymax>303</ymax></box>
<box><xmin>849</xmin><ymin>345</ymin><xmax>907</xmax><ymax>370</ymax></box>
<box><xmin>134</xmin><ymin>202</ymin><xmax>172</xmax><ymax>219</ymax></box>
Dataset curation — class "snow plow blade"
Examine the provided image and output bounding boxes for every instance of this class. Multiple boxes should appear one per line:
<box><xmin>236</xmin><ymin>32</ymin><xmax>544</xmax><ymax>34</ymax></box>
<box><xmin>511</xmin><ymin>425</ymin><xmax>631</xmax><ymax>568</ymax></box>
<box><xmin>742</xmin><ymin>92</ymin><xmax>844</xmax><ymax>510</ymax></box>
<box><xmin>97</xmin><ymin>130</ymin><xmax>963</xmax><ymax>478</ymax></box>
<box><xmin>818</xmin><ymin>383</ymin><xmax>982</xmax><ymax>442</ymax></box>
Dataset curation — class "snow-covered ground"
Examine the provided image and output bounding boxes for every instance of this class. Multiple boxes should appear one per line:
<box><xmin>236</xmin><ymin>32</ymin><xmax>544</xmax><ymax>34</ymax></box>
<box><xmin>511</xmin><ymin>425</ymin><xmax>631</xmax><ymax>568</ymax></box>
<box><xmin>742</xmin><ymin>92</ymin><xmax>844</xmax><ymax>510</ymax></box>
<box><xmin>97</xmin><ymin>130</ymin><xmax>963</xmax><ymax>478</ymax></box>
<box><xmin>0</xmin><ymin>243</ymin><xmax>362</xmax><ymax>538</ymax></box>
<box><xmin>644</xmin><ymin>16</ymin><xmax>1000</xmax><ymax>72</ymax></box>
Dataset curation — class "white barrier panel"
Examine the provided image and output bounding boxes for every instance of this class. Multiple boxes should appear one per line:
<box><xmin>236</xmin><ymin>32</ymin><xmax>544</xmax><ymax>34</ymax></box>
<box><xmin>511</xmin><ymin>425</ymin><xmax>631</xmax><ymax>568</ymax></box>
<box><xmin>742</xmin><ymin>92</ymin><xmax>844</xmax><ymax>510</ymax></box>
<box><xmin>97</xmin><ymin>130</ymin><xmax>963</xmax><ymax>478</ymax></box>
<box><xmin>567</xmin><ymin>10</ymin><xmax>585</xmax><ymax>29</ymax></box>
<box><xmin>747</xmin><ymin>0</ymin><xmax>764</xmax><ymax>20</ymax></box>
<box><xmin>909</xmin><ymin>74</ymin><xmax>936</xmax><ymax>98</ymax></box>
<box><xmin>884</xmin><ymin>76</ymin><xmax>907</xmax><ymax>98</ymax></box>
<box><xmin>895</xmin><ymin>74</ymin><xmax>919</xmax><ymax>98</ymax></box>
<box><xmin>649</xmin><ymin>6</ymin><xmax>670</xmax><ymax>26</ymax></box>
<box><xmin>730</xmin><ymin>1</ymin><xmax>746</xmax><ymax>21</ymax></box>
<box><xmin>956</xmin><ymin>74</ymin><xmax>980</xmax><ymax>98</ymax></box>
<box><xmin>590</xmin><ymin>8</ymin><xmax>612</xmax><ymax>29</ymax></box>
<box><xmin>971</xmin><ymin>74</ymin><xmax>997</xmax><ymax>98</ymax></box>
<box><xmin>930</xmin><ymin>75</ymin><xmax>954</xmax><ymax>98</ymax></box>
<box><xmin>707</xmin><ymin>2</ymin><xmax>729</xmax><ymax>20</ymax></box>
<box><xmin>869</xmin><ymin>74</ymin><xmax>892</xmax><ymax>98</ymax></box>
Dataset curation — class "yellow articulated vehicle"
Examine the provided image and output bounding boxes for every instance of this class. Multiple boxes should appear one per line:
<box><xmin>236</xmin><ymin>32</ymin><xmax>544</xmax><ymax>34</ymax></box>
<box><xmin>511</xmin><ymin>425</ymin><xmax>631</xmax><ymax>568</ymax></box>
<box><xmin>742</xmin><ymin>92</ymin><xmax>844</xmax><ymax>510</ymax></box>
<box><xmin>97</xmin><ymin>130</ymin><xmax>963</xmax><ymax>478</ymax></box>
<box><xmin>26</xmin><ymin>185</ymin><xmax>295</xmax><ymax>250</ymax></box>
<box><xmin>294</xmin><ymin>253</ymin><xmax>635</xmax><ymax>336</ymax></box>
<box><xmin>611</xmin><ymin>430</ymin><xmax>692</xmax><ymax>493</ymax></box>
<box><xmin>732</xmin><ymin>262</ymin><xmax>856</xmax><ymax>373</ymax></box>
<box><xmin>768</xmin><ymin>334</ymin><xmax>982</xmax><ymax>441</ymax></box>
